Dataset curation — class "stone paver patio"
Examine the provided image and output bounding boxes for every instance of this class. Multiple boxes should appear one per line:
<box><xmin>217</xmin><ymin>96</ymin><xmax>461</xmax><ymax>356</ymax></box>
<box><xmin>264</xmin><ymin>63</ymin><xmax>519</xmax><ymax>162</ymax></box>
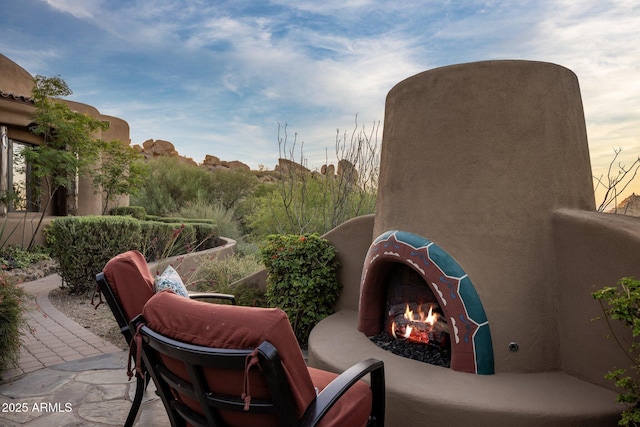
<box><xmin>0</xmin><ymin>274</ymin><xmax>169</xmax><ymax>426</ymax></box>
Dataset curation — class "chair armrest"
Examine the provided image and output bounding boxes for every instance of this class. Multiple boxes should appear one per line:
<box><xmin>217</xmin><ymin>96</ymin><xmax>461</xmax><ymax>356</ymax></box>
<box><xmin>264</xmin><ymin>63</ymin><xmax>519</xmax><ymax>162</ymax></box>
<box><xmin>188</xmin><ymin>292</ymin><xmax>236</xmax><ymax>305</ymax></box>
<box><xmin>300</xmin><ymin>358</ymin><xmax>385</xmax><ymax>426</ymax></box>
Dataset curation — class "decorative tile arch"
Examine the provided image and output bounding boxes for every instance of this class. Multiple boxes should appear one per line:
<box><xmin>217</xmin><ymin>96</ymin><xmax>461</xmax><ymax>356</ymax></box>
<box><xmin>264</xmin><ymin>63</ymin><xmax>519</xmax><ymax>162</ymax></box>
<box><xmin>358</xmin><ymin>230</ymin><xmax>494</xmax><ymax>374</ymax></box>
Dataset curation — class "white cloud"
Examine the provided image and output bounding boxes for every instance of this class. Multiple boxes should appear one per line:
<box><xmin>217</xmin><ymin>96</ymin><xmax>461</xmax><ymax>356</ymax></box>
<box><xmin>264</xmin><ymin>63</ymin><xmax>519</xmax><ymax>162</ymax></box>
<box><xmin>43</xmin><ymin>0</ymin><xmax>99</xmax><ymax>19</ymax></box>
<box><xmin>15</xmin><ymin>0</ymin><xmax>638</xmax><ymax>198</ymax></box>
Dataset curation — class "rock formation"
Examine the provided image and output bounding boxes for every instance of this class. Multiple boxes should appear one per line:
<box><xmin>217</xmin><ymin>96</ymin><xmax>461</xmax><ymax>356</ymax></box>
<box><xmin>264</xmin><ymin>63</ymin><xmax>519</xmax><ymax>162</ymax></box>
<box><xmin>201</xmin><ymin>155</ymin><xmax>250</xmax><ymax>172</ymax></box>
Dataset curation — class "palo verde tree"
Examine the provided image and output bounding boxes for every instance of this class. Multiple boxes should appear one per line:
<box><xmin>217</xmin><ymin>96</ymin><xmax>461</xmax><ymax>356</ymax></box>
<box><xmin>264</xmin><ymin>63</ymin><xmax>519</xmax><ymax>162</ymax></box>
<box><xmin>92</xmin><ymin>140</ymin><xmax>148</xmax><ymax>215</ymax></box>
<box><xmin>20</xmin><ymin>75</ymin><xmax>109</xmax><ymax>249</ymax></box>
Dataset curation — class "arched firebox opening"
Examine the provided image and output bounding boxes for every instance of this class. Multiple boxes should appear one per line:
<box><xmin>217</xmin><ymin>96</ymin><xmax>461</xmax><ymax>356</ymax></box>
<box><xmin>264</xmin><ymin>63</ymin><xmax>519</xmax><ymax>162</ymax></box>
<box><xmin>358</xmin><ymin>230</ymin><xmax>495</xmax><ymax>375</ymax></box>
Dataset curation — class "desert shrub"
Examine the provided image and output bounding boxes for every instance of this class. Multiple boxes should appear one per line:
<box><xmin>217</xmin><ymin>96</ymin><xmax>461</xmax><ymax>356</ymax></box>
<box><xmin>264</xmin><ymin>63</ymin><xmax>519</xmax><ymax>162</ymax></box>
<box><xmin>170</xmin><ymin>201</ymin><xmax>242</xmax><ymax>242</ymax></box>
<box><xmin>109</xmin><ymin>205</ymin><xmax>147</xmax><ymax>220</ymax></box>
<box><xmin>260</xmin><ymin>234</ymin><xmax>340</xmax><ymax>347</ymax></box>
<box><xmin>593</xmin><ymin>277</ymin><xmax>640</xmax><ymax>426</ymax></box>
<box><xmin>45</xmin><ymin>216</ymin><xmax>142</xmax><ymax>294</ymax></box>
<box><xmin>131</xmin><ymin>156</ymin><xmax>220</xmax><ymax>216</ymax></box>
<box><xmin>191</xmin><ymin>253</ymin><xmax>265</xmax><ymax>307</ymax></box>
<box><xmin>0</xmin><ymin>272</ymin><xmax>28</xmax><ymax>377</ymax></box>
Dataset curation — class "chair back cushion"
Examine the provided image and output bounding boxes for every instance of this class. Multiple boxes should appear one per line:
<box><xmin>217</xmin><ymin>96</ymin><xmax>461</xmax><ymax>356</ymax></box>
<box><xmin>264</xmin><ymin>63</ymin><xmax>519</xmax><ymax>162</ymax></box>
<box><xmin>103</xmin><ymin>250</ymin><xmax>155</xmax><ymax>323</ymax></box>
<box><xmin>142</xmin><ymin>291</ymin><xmax>317</xmax><ymax>425</ymax></box>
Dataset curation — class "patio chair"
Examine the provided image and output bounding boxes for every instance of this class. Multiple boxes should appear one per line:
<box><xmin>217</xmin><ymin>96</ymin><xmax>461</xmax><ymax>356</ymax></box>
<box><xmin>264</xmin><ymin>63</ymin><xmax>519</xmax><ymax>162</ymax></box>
<box><xmin>95</xmin><ymin>250</ymin><xmax>236</xmax><ymax>427</ymax></box>
<box><xmin>129</xmin><ymin>290</ymin><xmax>385</xmax><ymax>426</ymax></box>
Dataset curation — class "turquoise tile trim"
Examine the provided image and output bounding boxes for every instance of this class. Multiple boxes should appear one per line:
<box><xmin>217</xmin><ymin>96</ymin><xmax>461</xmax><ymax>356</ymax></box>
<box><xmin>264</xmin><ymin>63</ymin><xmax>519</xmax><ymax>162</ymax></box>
<box><xmin>473</xmin><ymin>325</ymin><xmax>495</xmax><ymax>375</ymax></box>
<box><xmin>428</xmin><ymin>244</ymin><xmax>467</xmax><ymax>278</ymax></box>
<box><xmin>458</xmin><ymin>276</ymin><xmax>488</xmax><ymax>324</ymax></box>
<box><xmin>395</xmin><ymin>230</ymin><xmax>431</xmax><ymax>249</ymax></box>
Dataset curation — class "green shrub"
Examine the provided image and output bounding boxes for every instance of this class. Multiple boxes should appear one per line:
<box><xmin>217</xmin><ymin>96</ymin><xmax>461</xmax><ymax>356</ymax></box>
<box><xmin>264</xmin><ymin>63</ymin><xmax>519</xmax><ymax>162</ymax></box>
<box><xmin>109</xmin><ymin>205</ymin><xmax>147</xmax><ymax>220</ymax></box>
<box><xmin>190</xmin><ymin>253</ymin><xmax>265</xmax><ymax>307</ymax></box>
<box><xmin>0</xmin><ymin>245</ymin><xmax>51</xmax><ymax>270</ymax></box>
<box><xmin>593</xmin><ymin>277</ymin><xmax>640</xmax><ymax>426</ymax></box>
<box><xmin>45</xmin><ymin>216</ymin><xmax>143</xmax><ymax>294</ymax></box>
<box><xmin>0</xmin><ymin>272</ymin><xmax>28</xmax><ymax>377</ymax></box>
<box><xmin>260</xmin><ymin>234</ymin><xmax>341</xmax><ymax>347</ymax></box>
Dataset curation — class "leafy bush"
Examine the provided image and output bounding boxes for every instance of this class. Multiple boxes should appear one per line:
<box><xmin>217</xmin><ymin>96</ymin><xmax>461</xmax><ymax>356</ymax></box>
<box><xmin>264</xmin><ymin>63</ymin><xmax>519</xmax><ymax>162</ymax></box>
<box><xmin>45</xmin><ymin>216</ymin><xmax>143</xmax><ymax>294</ymax></box>
<box><xmin>0</xmin><ymin>272</ymin><xmax>28</xmax><ymax>377</ymax></box>
<box><xmin>260</xmin><ymin>234</ymin><xmax>341</xmax><ymax>347</ymax></box>
<box><xmin>593</xmin><ymin>277</ymin><xmax>640</xmax><ymax>426</ymax></box>
<box><xmin>190</xmin><ymin>253</ymin><xmax>265</xmax><ymax>307</ymax></box>
<box><xmin>109</xmin><ymin>205</ymin><xmax>147</xmax><ymax>220</ymax></box>
<box><xmin>0</xmin><ymin>245</ymin><xmax>51</xmax><ymax>270</ymax></box>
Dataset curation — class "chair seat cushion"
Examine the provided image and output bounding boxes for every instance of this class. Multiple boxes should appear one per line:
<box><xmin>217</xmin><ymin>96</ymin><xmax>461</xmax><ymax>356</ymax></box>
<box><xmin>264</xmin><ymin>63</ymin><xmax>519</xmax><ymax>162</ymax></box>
<box><xmin>142</xmin><ymin>291</ymin><xmax>317</xmax><ymax>422</ymax></box>
<box><xmin>309</xmin><ymin>367</ymin><xmax>373</xmax><ymax>427</ymax></box>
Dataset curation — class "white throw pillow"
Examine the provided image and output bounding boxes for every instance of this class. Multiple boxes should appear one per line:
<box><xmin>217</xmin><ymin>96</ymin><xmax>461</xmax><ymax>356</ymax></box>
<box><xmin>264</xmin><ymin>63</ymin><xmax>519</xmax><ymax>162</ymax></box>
<box><xmin>154</xmin><ymin>265</ymin><xmax>189</xmax><ymax>297</ymax></box>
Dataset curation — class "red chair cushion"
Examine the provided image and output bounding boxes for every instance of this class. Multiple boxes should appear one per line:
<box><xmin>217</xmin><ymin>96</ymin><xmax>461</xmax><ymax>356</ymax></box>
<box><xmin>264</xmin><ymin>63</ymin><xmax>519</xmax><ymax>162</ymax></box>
<box><xmin>103</xmin><ymin>250</ymin><xmax>155</xmax><ymax>322</ymax></box>
<box><xmin>309</xmin><ymin>367</ymin><xmax>373</xmax><ymax>427</ymax></box>
<box><xmin>142</xmin><ymin>291</ymin><xmax>317</xmax><ymax>425</ymax></box>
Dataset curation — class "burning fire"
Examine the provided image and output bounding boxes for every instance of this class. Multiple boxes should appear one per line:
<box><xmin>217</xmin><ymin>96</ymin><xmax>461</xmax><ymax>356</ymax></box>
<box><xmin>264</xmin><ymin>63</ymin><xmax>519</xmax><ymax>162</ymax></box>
<box><xmin>391</xmin><ymin>303</ymin><xmax>441</xmax><ymax>344</ymax></box>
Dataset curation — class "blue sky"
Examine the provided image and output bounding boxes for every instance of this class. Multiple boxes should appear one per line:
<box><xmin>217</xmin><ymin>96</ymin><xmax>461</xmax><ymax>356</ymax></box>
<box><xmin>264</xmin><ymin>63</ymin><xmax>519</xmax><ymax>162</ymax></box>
<box><xmin>1</xmin><ymin>0</ymin><xmax>639</xmax><ymax>202</ymax></box>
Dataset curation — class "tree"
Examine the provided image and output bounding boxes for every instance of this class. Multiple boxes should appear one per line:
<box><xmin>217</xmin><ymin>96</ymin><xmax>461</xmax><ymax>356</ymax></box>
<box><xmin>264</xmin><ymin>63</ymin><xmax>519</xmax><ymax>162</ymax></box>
<box><xmin>92</xmin><ymin>140</ymin><xmax>148</xmax><ymax>214</ymax></box>
<box><xmin>594</xmin><ymin>147</ymin><xmax>640</xmax><ymax>213</ymax></box>
<box><xmin>20</xmin><ymin>75</ymin><xmax>109</xmax><ymax>249</ymax></box>
<box><xmin>209</xmin><ymin>169</ymin><xmax>256</xmax><ymax>212</ymax></box>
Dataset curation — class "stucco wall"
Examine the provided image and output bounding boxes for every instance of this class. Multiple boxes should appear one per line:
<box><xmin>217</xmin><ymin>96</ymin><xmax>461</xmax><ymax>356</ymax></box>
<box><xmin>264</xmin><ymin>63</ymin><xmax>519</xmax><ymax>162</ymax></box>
<box><xmin>322</xmin><ymin>214</ymin><xmax>375</xmax><ymax>312</ymax></box>
<box><xmin>553</xmin><ymin>209</ymin><xmax>640</xmax><ymax>389</ymax></box>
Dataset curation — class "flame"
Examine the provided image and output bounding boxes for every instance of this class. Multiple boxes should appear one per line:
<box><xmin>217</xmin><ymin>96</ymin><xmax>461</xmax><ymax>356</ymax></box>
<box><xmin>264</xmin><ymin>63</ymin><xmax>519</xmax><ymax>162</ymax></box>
<box><xmin>405</xmin><ymin>304</ymin><xmax>438</xmax><ymax>326</ymax></box>
<box><xmin>391</xmin><ymin>303</ymin><xmax>439</xmax><ymax>343</ymax></box>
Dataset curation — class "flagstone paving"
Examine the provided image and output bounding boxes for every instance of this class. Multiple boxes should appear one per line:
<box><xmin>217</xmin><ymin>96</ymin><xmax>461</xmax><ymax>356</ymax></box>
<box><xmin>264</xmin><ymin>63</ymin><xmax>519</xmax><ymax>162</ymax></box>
<box><xmin>0</xmin><ymin>274</ymin><xmax>168</xmax><ymax>426</ymax></box>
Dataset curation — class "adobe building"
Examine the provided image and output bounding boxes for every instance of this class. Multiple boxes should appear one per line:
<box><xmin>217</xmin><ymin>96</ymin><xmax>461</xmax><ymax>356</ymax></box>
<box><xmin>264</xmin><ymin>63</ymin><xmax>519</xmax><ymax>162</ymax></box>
<box><xmin>0</xmin><ymin>54</ymin><xmax>130</xmax><ymax>246</ymax></box>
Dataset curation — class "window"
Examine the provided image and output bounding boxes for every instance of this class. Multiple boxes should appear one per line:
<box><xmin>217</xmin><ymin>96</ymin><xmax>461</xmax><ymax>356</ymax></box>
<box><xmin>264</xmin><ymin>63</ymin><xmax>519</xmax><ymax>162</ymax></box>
<box><xmin>8</xmin><ymin>139</ymin><xmax>39</xmax><ymax>212</ymax></box>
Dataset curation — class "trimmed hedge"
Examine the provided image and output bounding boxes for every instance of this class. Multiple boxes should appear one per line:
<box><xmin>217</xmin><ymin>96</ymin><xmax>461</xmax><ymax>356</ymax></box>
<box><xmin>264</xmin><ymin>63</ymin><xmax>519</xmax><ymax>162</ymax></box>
<box><xmin>45</xmin><ymin>216</ymin><xmax>222</xmax><ymax>294</ymax></box>
<box><xmin>145</xmin><ymin>215</ymin><xmax>216</xmax><ymax>225</ymax></box>
<box><xmin>109</xmin><ymin>205</ymin><xmax>147</xmax><ymax>220</ymax></box>
<box><xmin>45</xmin><ymin>216</ymin><xmax>143</xmax><ymax>294</ymax></box>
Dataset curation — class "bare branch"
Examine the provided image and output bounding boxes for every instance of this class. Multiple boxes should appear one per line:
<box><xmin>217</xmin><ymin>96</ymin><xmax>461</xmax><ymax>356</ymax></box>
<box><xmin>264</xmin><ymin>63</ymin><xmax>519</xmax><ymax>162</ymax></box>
<box><xmin>595</xmin><ymin>148</ymin><xmax>640</xmax><ymax>213</ymax></box>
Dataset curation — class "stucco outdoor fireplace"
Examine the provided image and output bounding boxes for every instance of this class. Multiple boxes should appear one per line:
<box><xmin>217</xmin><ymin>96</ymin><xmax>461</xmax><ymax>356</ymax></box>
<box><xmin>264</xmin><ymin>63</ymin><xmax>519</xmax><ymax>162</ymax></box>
<box><xmin>359</xmin><ymin>230</ymin><xmax>493</xmax><ymax>374</ymax></box>
<box><xmin>307</xmin><ymin>60</ymin><xmax>634</xmax><ymax>426</ymax></box>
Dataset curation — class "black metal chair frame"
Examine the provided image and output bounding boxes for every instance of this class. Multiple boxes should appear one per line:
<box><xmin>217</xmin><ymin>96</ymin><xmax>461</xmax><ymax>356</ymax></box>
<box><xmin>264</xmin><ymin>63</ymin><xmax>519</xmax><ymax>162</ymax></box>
<box><xmin>95</xmin><ymin>271</ymin><xmax>236</xmax><ymax>427</ymax></box>
<box><xmin>130</xmin><ymin>314</ymin><xmax>385</xmax><ymax>427</ymax></box>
